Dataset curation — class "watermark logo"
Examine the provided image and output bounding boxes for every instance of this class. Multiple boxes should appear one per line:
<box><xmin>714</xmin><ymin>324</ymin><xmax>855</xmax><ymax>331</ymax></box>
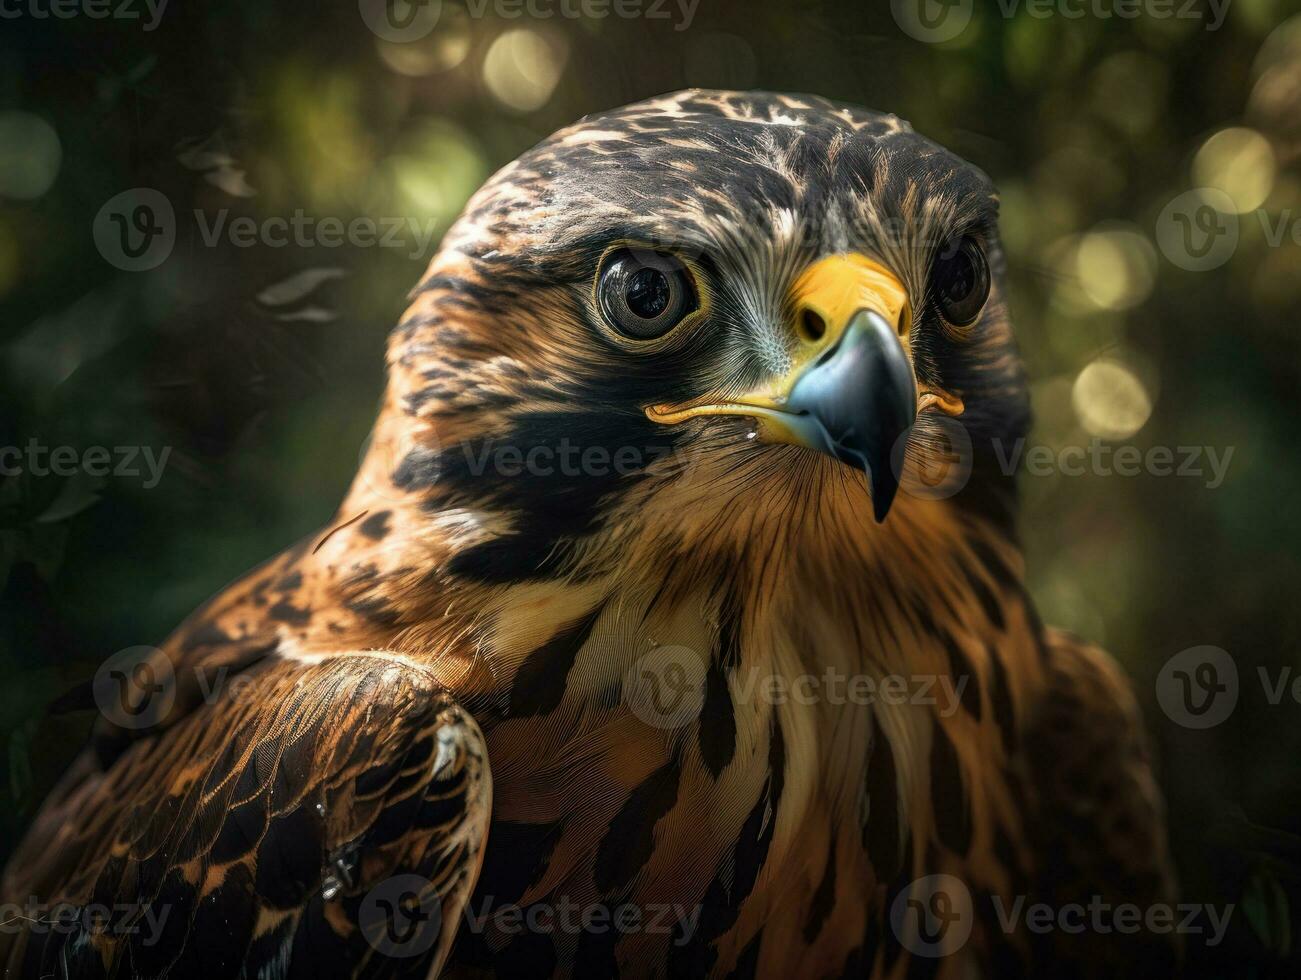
<box><xmin>1156</xmin><ymin>645</ymin><xmax>1239</xmax><ymax>729</ymax></box>
<box><xmin>890</xmin><ymin>874</ymin><xmax>974</xmax><ymax>957</ymax></box>
<box><xmin>0</xmin><ymin>440</ymin><xmax>172</xmax><ymax>489</ymax></box>
<box><xmin>623</xmin><ymin>659</ymin><xmax>973</xmax><ymax>731</ymax></box>
<box><xmin>995</xmin><ymin>0</ymin><xmax>1229</xmax><ymax>29</ymax></box>
<box><xmin>463</xmin><ymin>0</ymin><xmax>699</xmax><ymax>30</ymax></box>
<box><xmin>893</xmin><ymin>0</ymin><xmax>1230</xmax><ymax>44</ymax></box>
<box><xmin>459</xmin><ymin>437</ymin><xmax>699</xmax><ymax>485</ymax></box>
<box><xmin>93</xmin><ymin>188</ymin><xmax>443</xmax><ymax>272</ymax></box>
<box><xmin>360</xmin><ymin>875</ymin><xmax>443</xmax><ymax>958</ymax></box>
<box><xmin>895</xmin><ymin>415</ymin><xmax>975</xmax><ymax>502</ymax></box>
<box><xmin>891</xmin><ymin>0</ymin><xmax>974</xmax><ymax>43</ymax></box>
<box><xmin>890</xmin><ymin>875</ymin><xmax>1235</xmax><ymax>954</ymax></box>
<box><xmin>623</xmin><ymin>645</ymin><xmax>708</xmax><ymax>730</ymax></box>
<box><xmin>1157</xmin><ymin>189</ymin><xmax>1301</xmax><ymax>272</ymax></box>
<box><xmin>359</xmin><ymin>0</ymin><xmax>441</xmax><ymax>41</ymax></box>
<box><xmin>93</xmin><ymin>188</ymin><xmax>176</xmax><ymax>272</ymax></box>
<box><xmin>92</xmin><ymin>646</ymin><xmax>177</xmax><ymax>730</ymax></box>
<box><xmin>1156</xmin><ymin>189</ymin><xmax>1239</xmax><ymax>272</ymax></box>
<box><xmin>464</xmin><ymin>896</ymin><xmax>701</xmax><ymax>941</ymax></box>
<box><xmin>0</xmin><ymin>0</ymin><xmax>170</xmax><ymax>30</ymax></box>
<box><xmin>993</xmin><ymin>438</ymin><xmax>1234</xmax><ymax>489</ymax></box>
<box><xmin>0</xmin><ymin>900</ymin><xmax>171</xmax><ymax>945</ymax></box>
<box><xmin>1156</xmin><ymin>647</ymin><xmax>1301</xmax><ymax>730</ymax></box>
<box><xmin>991</xmin><ymin>894</ymin><xmax>1234</xmax><ymax>946</ymax></box>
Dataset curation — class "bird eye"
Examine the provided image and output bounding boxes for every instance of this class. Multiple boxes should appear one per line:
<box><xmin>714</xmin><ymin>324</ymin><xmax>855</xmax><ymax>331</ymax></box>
<box><xmin>598</xmin><ymin>248</ymin><xmax>698</xmax><ymax>340</ymax></box>
<box><xmin>932</xmin><ymin>235</ymin><xmax>990</xmax><ymax>327</ymax></box>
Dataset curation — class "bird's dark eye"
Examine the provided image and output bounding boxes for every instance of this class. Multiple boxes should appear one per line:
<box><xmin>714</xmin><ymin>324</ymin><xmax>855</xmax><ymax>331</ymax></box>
<box><xmin>932</xmin><ymin>236</ymin><xmax>990</xmax><ymax>327</ymax></box>
<box><xmin>598</xmin><ymin>248</ymin><xmax>697</xmax><ymax>340</ymax></box>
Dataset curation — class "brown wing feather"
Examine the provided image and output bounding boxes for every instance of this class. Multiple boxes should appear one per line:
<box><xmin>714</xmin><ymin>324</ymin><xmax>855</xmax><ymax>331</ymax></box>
<box><xmin>2</xmin><ymin>652</ymin><xmax>491</xmax><ymax>980</ymax></box>
<box><xmin>1020</xmin><ymin>627</ymin><xmax>1179</xmax><ymax>978</ymax></box>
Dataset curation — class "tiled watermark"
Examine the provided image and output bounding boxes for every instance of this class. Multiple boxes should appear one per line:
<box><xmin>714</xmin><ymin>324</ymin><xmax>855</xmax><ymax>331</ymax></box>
<box><xmin>0</xmin><ymin>899</ymin><xmax>171</xmax><ymax>945</ymax></box>
<box><xmin>890</xmin><ymin>873</ymin><xmax>1234</xmax><ymax>958</ymax></box>
<box><xmin>891</xmin><ymin>874</ymin><xmax>975</xmax><ymax>957</ymax></box>
<box><xmin>988</xmin><ymin>894</ymin><xmax>1233</xmax><ymax>948</ymax></box>
<box><xmin>360</xmin><ymin>874</ymin><xmax>444</xmax><ymax>958</ymax></box>
<box><xmin>0</xmin><ymin>440</ymin><xmax>171</xmax><ymax>489</ymax></box>
<box><xmin>358</xmin><ymin>0</ymin><xmax>699</xmax><ymax>41</ymax></box>
<box><xmin>625</xmin><ymin>646</ymin><xmax>972</xmax><ymax>730</ymax></box>
<box><xmin>91</xmin><ymin>645</ymin><xmax>293</xmax><ymax>731</ymax></box>
<box><xmin>459</xmin><ymin>437</ymin><xmax>700</xmax><ymax>482</ymax></box>
<box><xmin>358</xmin><ymin>0</ymin><xmax>443</xmax><ymax>41</ymax></box>
<box><xmin>1157</xmin><ymin>646</ymin><xmax>1301</xmax><ymax>730</ymax></box>
<box><xmin>92</xmin><ymin>188</ymin><xmax>441</xmax><ymax>272</ymax></box>
<box><xmin>92</xmin><ymin>646</ymin><xmax>178</xmax><ymax>730</ymax></box>
<box><xmin>992</xmin><ymin>438</ymin><xmax>1234</xmax><ymax>490</ymax></box>
<box><xmin>0</xmin><ymin>0</ymin><xmax>169</xmax><ymax>30</ymax></box>
<box><xmin>358</xmin><ymin>875</ymin><xmax>700</xmax><ymax>958</ymax></box>
<box><xmin>462</xmin><ymin>895</ymin><xmax>700</xmax><ymax>943</ymax></box>
<box><xmin>1157</xmin><ymin>189</ymin><xmax>1301</xmax><ymax>271</ymax></box>
<box><xmin>892</xmin><ymin>0</ymin><xmax>1230</xmax><ymax>43</ymax></box>
<box><xmin>894</xmin><ymin>422</ymin><xmax>1235</xmax><ymax>499</ymax></box>
<box><xmin>357</xmin><ymin>417</ymin><xmax>709</xmax><ymax>504</ymax></box>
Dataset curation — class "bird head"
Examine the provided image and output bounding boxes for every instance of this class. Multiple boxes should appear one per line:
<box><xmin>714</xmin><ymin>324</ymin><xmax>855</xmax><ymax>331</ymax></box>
<box><xmin>354</xmin><ymin>90</ymin><xmax>1030</xmax><ymax>586</ymax></box>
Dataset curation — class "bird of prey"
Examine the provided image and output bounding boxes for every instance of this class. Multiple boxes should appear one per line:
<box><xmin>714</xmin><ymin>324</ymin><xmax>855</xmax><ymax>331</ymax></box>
<box><xmin>3</xmin><ymin>90</ymin><xmax>1175</xmax><ymax>979</ymax></box>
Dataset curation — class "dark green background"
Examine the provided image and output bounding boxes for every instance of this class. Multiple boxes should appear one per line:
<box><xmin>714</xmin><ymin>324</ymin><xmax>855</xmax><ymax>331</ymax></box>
<box><xmin>2</xmin><ymin>0</ymin><xmax>1299</xmax><ymax>976</ymax></box>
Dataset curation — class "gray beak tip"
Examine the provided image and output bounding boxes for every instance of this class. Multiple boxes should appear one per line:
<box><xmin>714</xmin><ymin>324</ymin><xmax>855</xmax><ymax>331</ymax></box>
<box><xmin>786</xmin><ymin>309</ymin><xmax>916</xmax><ymax>524</ymax></box>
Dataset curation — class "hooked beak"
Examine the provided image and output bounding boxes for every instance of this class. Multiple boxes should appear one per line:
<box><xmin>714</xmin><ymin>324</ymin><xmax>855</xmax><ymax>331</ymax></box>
<box><xmin>647</xmin><ymin>255</ymin><xmax>962</xmax><ymax>523</ymax></box>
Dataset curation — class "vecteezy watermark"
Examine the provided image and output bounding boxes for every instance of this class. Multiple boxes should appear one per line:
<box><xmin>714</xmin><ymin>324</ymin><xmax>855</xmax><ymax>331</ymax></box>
<box><xmin>624</xmin><ymin>645</ymin><xmax>710</xmax><ymax>730</ymax></box>
<box><xmin>90</xmin><ymin>644</ymin><xmax>312</xmax><ymax>730</ymax></box>
<box><xmin>463</xmin><ymin>896</ymin><xmax>701</xmax><ymax>943</ymax></box>
<box><xmin>357</xmin><ymin>876</ymin><xmax>701</xmax><ymax>958</ymax></box>
<box><xmin>989</xmin><ymin>895</ymin><xmax>1234</xmax><ymax>948</ymax></box>
<box><xmin>358</xmin><ymin>0</ymin><xmax>699</xmax><ymax>41</ymax></box>
<box><xmin>0</xmin><ymin>0</ymin><xmax>168</xmax><ymax>30</ymax></box>
<box><xmin>190</xmin><ymin>210</ymin><xmax>441</xmax><ymax>261</ymax></box>
<box><xmin>358</xmin><ymin>420</ymin><xmax>710</xmax><ymax>504</ymax></box>
<box><xmin>993</xmin><ymin>0</ymin><xmax>1229</xmax><ymax>29</ymax></box>
<box><xmin>890</xmin><ymin>0</ymin><xmax>974</xmax><ymax>43</ymax></box>
<box><xmin>890</xmin><ymin>874</ymin><xmax>1234</xmax><ymax>957</ymax></box>
<box><xmin>1156</xmin><ymin>646</ymin><xmax>1301</xmax><ymax>730</ymax></box>
<box><xmin>1155</xmin><ymin>189</ymin><xmax>1240</xmax><ymax>272</ymax></box>
<box><xmin>1157</xmin><ymin>189</ymin><xmax>1301</xmax><ymax>272</ymax></box>
<box><xmin>890</xmin><ymin>875</ymin><xmax>975</xmax><ymax>958</ymax></box>
<box><xmin>891</xmin><ymin>0</ymin><xmax>1229</xmax><ymax>43</ymax></box>
<box><xmin>992</xmin><ymin>438</ymin><xmax>1234</xmax><ymax>490</ymax></box>
<box><xmin>93</xmin><ymin>189</ymin><xmax>177</xmax><ymax>273</ymax></box>
<box><xmin>891</xmin><ymin>422</ymin><xmax>1235</xmax><ymax>503</ymax></box>
<box><xmin>92</xmin><ymin>188</ymin><xmax>442</xmax><ymax>272</ymax></box>
<box><xmin>358</xmin><ymin>0</ymin><xmax>442</xmax><ymax>42</ymax></box>
<box><xmin>465</xmin><ymin>0</ymin><xmax>700</xmax><ymax>29</ymax></box>
<box><xmin>624</xmin><ymin>646</ymin><xmax>971</xmax><ymax>730</ymax></box>
<box><xmin>93</xmin><ymin>646</ymin><xmax>178</xmax><ymax>730</ymax></box>
<box><xmin>0</xmin><ymin>899</ymin><xmax>171</xmax><ymax>945</ymax></box>
<box><xmin>0</xmin><ymin>440</ymin><xmax>171</xmax><ymax>489</ymax></box>
<box><xmin>361</xmin><ymin>875</ymin><xmax>444</xmax><ymax>958</ymax></box>
<box><xmin>460</xmin><ymin>438</ymin><xmax>691</xmax><ymax>481</ymax></box>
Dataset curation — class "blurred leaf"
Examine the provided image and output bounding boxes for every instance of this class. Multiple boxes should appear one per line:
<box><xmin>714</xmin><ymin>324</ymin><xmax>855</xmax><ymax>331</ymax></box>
<box><xmin>257</xmin><ymin>268</ymin><xmax>346</xmax><ymax>307</ymax></box>
<box><xmin>35</xmin><ymin>473</ymin><xmax>102</xmax><ymax>525</ymax></box>
<box><xmin>204</xmin><ymin>167</ymin><xmax>257</xmax><ymax>198</ymax></box>
<box><xmin>275</xmin><ymin>306</ymin><xmax>338</xmax><ymax>323</ymax></box>
<box><xmin>6</xmin><ymin>722</ymin><xmax>33</xmax><ymax>807</ymax></box>
<box><xmin>1244</xmin><ymin>869</ymin><xmax>1292</xmax><ymax>958</ymax></box>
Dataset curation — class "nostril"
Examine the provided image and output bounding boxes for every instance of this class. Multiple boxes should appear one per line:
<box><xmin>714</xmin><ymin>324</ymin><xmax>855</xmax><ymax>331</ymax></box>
<box><xmin>798</xmin><ymin>308</ymin><xmax>828</xmax><ymax>343</ymax></box>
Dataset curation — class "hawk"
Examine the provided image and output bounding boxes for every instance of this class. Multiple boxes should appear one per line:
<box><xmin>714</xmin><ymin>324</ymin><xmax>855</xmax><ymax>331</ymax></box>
<box><xmin>3</xmin><ymin>91</ymin><xmax>1176</xmax><ymax>979</ymax></box>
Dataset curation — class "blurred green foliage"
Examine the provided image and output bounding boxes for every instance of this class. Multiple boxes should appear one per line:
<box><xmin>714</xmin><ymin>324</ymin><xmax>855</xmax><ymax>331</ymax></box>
<box><xmin>2</xmin><ymin>1</ymin><xmax>1300</xmax><ymax>975</ymax></box>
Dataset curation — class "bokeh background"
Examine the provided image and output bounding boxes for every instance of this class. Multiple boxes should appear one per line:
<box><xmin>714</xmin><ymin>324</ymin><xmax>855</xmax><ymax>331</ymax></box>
<box><xmin>2</xmin><ymin>0</ymin><xmax>1300</xmax><ymax>975</ymax></box>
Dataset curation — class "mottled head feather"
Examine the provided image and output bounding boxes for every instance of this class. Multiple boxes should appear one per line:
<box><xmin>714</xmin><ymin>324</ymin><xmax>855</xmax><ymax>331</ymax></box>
<box><xmin>357</xmin><ymin>90</ymin><xmax>1029</xmax><ymax>584</ymax></box>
